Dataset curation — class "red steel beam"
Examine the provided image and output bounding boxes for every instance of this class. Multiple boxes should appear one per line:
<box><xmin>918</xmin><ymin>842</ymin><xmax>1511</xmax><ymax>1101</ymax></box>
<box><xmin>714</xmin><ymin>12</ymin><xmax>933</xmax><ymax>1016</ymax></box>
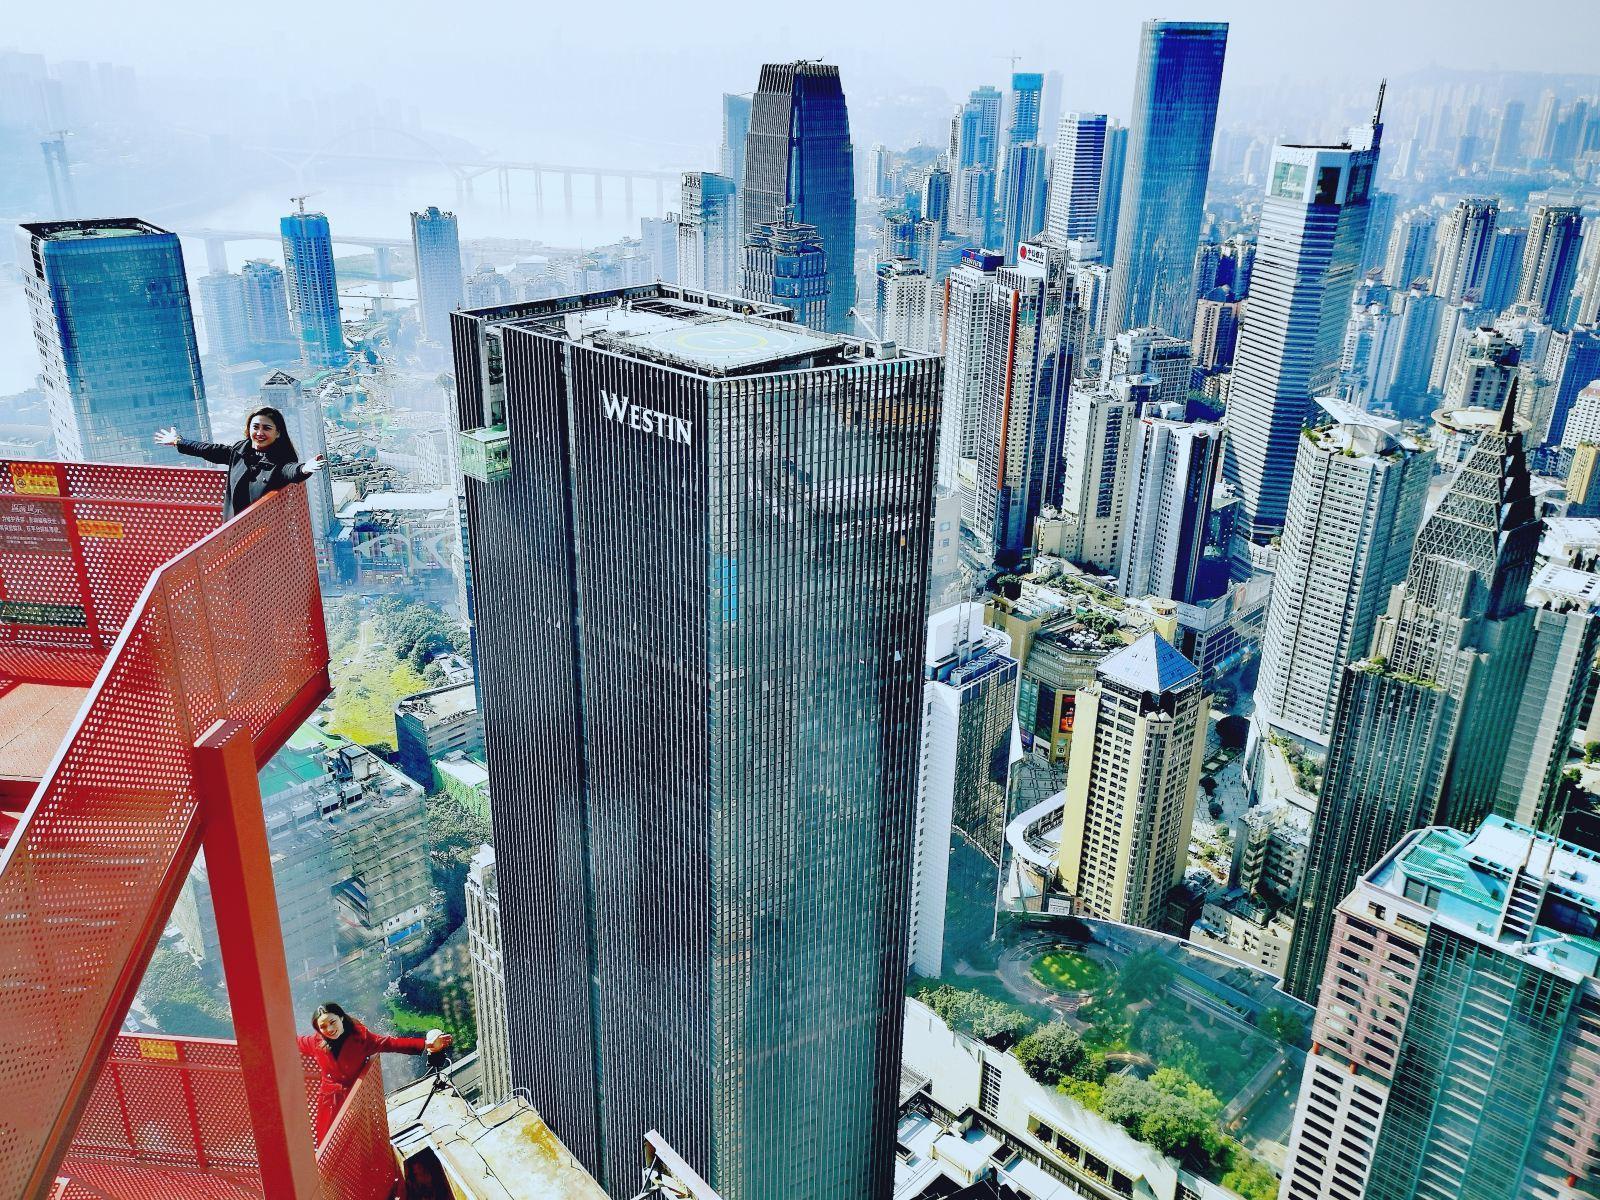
<box><xmin>194</xmin><ymin>718</ymin><xmax>321</xmax><ymax>1200</ymax></box>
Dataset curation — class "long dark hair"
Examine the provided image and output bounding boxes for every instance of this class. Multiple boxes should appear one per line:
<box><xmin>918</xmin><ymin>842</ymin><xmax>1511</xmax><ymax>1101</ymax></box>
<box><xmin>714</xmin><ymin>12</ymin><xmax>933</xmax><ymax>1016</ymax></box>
<box><xmin>245</xmin><ymin>406</ymin><xmax>300</xmax><ymax>463</ymax></box>
<box><xmin>311</xmin><ymin>1001</ymin><xmax>354</xmax><ymax>1051</ymax></box>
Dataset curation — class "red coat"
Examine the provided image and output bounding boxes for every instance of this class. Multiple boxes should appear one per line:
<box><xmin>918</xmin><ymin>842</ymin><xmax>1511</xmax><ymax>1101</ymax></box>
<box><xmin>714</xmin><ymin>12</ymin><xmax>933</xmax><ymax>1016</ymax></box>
<box><xmin>299</xmin><ymin>1020</ymin><xmax>427</xmax><ymax>1141</ymax></box>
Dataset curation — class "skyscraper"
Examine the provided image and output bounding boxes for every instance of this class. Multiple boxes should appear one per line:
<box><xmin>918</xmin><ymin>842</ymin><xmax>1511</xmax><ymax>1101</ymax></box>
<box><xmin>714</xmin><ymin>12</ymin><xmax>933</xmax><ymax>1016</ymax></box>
<box><xmin>1057</xmin><ymin>632</ymin><xmax>1206</xmax><ymax>930</ymax></box>
<box><xmin>741</xmin><ymin>61</ymin><xmax>856</xmax><ymax>333</ymax></box>
<box><xmin>875</xmin><ymin>257</ymin><xmax>934</xmax><ymax>353</ymax></box>
<box><xmin>1252</xmin><ymin>421</ymin><xmax>1432</xmax><ymax>754</ymax></box>
<box><xmin>198</xmin><ymin>269</ymin><xmax>250</xmax><ymax>363</ymax></box>
<box><xmin>719</xmin><ymin>92</ymin><xmax>751</xmax><ymax>195</ymax></box>
<box><xmin>1543</xmin><ymin>325</ymin><xmax>1600</xmax><ymax>446</ymax></box>
<box><xmin>1004</xmin><ymin>71</ymin><xmax>1043</xmax><ymax>145</ymax></box>
<box><xmin>18</xmin><ymin>218</ymin><xmax>209</xmax><ymax>464</ymax></box>
<box><xmin>451</xmin><ymin>285</ymin><xmax>939</xmax><ymax>1199</ymax></box>
<box><xmin>1383</xmin><ymin>205</ymin><xmax>1438</xmax><ymax>288</ymax></box>
<box><xmin>259</xmin><ymin>369</ymin><xmax>334</xmax><ymax>549</ymax></box>
<box><xmin>973</xmin><ymin>239</ymin><xmax>1076</xmax><ymax>565</ymax></box>
<box><xmin>1106</xmin><ymin>20</ymin><xmax>1229</xmax><ymax>340</ymax></box>
<box><xmin>410</xmin><ymin>205</ymin><xmax>464</xmax><ymax>346</ymax></box>
<box><xmin>1058</xmin><ymin>377</ymin><xmax>1149</xmax><ymax>572</ymax></box>
<box><xmin>1491</xmin><ymin>98</ymin><xmax>1524</xmax><ymax>168</ymax></box>
<box><xmin>676</xmin><ymin>171</ymin><xmax>739</xmax><ymax>294</ymax></box>
<box><xmin>1280</xmin><ymin>817</ymin><xmax>1600</xmax><ymax>1200</ymax></box>
<box><xmin>1115</xmin><ymin>406</ymin><xmax>1222</xmax><ymax>604</ymax></box>
<box><xmin>908</xmin><ymin>604</ymin><xmax>1019</xmax><ymax>977</ymax></box>
<box><xmin>742</xmin><ymin>209</ymin><xmax>829</xmax><ymax>331</ymax></box>
<box><xmin>241</xmin><ymin>257</ymin><xmax>291</xmax><ymax>348</ymax></box>
<box><xmin>1518</xmin><ymin>204</ymin><xmax>1584</xmax><ymax>327</ymax></box>
<box><xmin>1103</xmin><ymin>325</ymin><xmax>1193</xmax><ymax>410</ymax></box>
<box><xmin>1045</xmin><ymin>112</ymin><xmax>1108</xmax><ymax>246</ymax></box>
<box><xmin>1439</xmin><ymin>325</ymin><xmax>1518</xmax><ymax>410</ymax></box>
<box><xmin>1095</xmin><ymin>121</ymin><xmax>1128</xmax><ymax>269</ymax></box>
<box><xmin>995</xmin><ymin>141</ymin><xmax>1047</xmax><ymax>262</ymax></box>
<box><xmin>1360</xmin><ymin>189</ymin><xmax>1398</xmax><ymax>277</ymax></box>
<box><xmin>1283</xmin><ymin>400</ymin><xmax>1539</xmax><ymax>1002</ymax></box>
<box><xmin>464</xmin><ymin>845</ymin><xmax>511</xmax><ymax>1108</ymax></box>
<box><xmin>280</xmin><ymin>206</ymin><xmax>344</xmax><ymax>370</ymax></box>
<box><xmin>950</xmin><ymin>86</ymin><xmax>1003</xmax><ymax>246</ymax></box>
<box><xmin>1428</xmin><ymin>196</ymin><xmax>1498</xmax><ymax>304</ymax></box>
<box><xmin>1224</xmin><ymin>125</ymin><xmax>1380</xmax><ymax>543</ymax></box>
<box><xmin>941</xmin><ymin>248</ymin><xmax>1002</xmax><ymax>485</ymax></box>
<box><xmin>1191</xmin><ymin>296</ymin><xmax>1240</xmax><ymax>372</ymax></box>
<box><xmin>1480</xmin><ymin>224</ymin><xmax>1528</xmax><ymax>313</ymax></box>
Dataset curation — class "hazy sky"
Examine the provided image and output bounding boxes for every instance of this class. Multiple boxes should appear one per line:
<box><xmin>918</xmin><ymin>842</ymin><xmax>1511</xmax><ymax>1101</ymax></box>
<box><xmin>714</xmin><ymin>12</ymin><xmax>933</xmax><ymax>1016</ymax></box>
<box><xmin>8</xmin><ymin>0</ymin><xmax>1600</xmax><ymax>161</ymax></box>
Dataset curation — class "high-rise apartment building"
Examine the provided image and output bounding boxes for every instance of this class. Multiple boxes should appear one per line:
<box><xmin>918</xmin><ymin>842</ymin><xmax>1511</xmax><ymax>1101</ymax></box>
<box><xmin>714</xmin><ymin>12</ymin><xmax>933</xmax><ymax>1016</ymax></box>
<box><xmin>1383</xmin><ymin>205</ymin><xmax>1438</xmax><ymax>288</ymax></box>
<box><xmin>1115</xmin><ymin>405</ymin><xmax>1221</xmax><ymax>604</ymax></box>
<box><xmin>464</xmin><ymin>845</ymin><xmax>512</xmax><ymax>1108</ymax></box>
<box><xmin>1224</xmin><ymin>124</ymin><xmax>1380</xmax><ymax>542</ymax></box>
<box><xmin>677</xmin><ymin>172</ymin><xmax>739</xmax><ymax>294</ymax></box>
<box><xmin>941</xmin><ymin>248</ymin><xmax>1002</xmax><ymax>486</ymax></box>
<box><xmin>259</xmin><ymin>368</ymin><xmax>335</xmax><ymax>545</ymax></box>
<box><xmin>1518</xmin><ymin>204</ymin><xmax>1584</xmax><ymax>327</ymax></box>
<box><xmin>1191</xmin><ymin>296</ymin><xmax>1240</xmax><ymax>372</ymax></box>
<box><xmin>1004</xmin><ymin>71</ymin><xmax>1043</xmax><ymax>145</ymax></box>
<box><xmin>1045</xmin><ymin>112</ymin><xmax>1108</xmax><ymax>247</ymax></box>
<box><xmin>241</xmin><ymin>257</ymin><xmax>291</xmax><ymax>347</ymax></box>
<box><xmin>1106</xmin><ymin>20</ymin><xmax>1229</xmax><ymax>340</ymax></box>
<box><xmin>1058</xmin><ymin>377</ymin><xmax>1150</xmax><ymax>572</ymax></box>
<box><xmin>1543</xmin><ymin>325</ymin><xmax>1600</xmax><ymax>446</ymax></box>
<box><xmin>280</xmin><ymin>206</ymin><xmax>345</xmax><ymax>370</ymax></box>
<box><xmin>1428</xmin><ymin>297</ymin><xmax>1496</xmax><ymax>394</ymax></box>
<box><xmin>908</xmin><ymin>605</ymin><xmax>1019</xmax><ymax>977</ymax></box>
<box><xmin>1095</xmin><ymin>121</ymin><xmax>1128</xmax><ymax>269</ymax></box>
<box><xmin>1280</xmin><ymin>817</ymin><xmax>1600</xmax><ymax>1200</ymax></box>
<box><xmin>1491</xmin><ymin>98</ymin><xmax>1525</xmax><ymax>167</ymax></box>
<box><xmin>719</xmin><ymin>92</ymin><xmax>751</xmax><ymax>200</ymax></box>
<box><xmin>1481</xmin><ymin>224</ymin><xmax>1529</xmax><ymax>313</ymax></box>
<box><xmin>742</xmin><ymin>210</ymin><xmax>829</xmax><ymax>331</ymax></box>
<box><xmin>1360</xmin><ymin>189</ymin><xmax>1397</xmax><ymax>277</ymax></box>
<box><xmin>1057</xmin><ymin>633</ymin><xmax>1207</xmax><ymax>930</ymax></box>
<box><xmin>1428</xmin><ymin>195</ymin><xmax>1498</xmax><ymax>304</ymax></box>
<box><xmin>1440</xmin><ymin>324</ymin><xmax>1518</xmax><ymax>410</ymax></box>
<box><xmin>973</xmin><ymin>239</ymin><xmax>1076</xmax><ymax>565</ymax></box>
<box><xmin>410</xmin><ymin>206</ymin><xmax>464</xmax><ymax>346</ymax></box>
<box><xmin>1252</xmin><ymin>421</ymin><xmax>1431</xmax><ymax>754</ymax></box>
<box><xmin>1283</xmin><ymin>401</ymin><xmax>1539</xmax><ymax>1002</ymax></box>
<box><xmin>741</xmin><ymin>61</ymin><xmax>856</xmax><ymax>333</ymax></box>
<box><xmin>198</xmin><ymin>269</ymin><xmax>250</xmax><ymax>362</ymax></box>
<box><xmin>451</xmin><ymin>285</ymin><xmax>939</xmax><ymax>1199</ymax></box>
<box><xmin>875</xmin><ymin>257</ymin><xmax>934</xmax><ymax>354</ymax></box>
<box><xmin>18</xmin><ymin>218</ymin><xmax>209</xmax><ymax>464</ymax></box>
<box><xmin>1103</xmin><ymin>325</ymin><xmax>1193</xmax><ymax>410</ymax></box>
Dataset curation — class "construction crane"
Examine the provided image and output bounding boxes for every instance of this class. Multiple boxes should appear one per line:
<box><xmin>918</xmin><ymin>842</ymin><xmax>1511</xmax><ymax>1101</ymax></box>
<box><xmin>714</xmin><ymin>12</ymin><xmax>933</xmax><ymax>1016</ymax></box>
<box><xmin>289</xmin><ymin>191</ymin><xmax>321</xmax><ymax>214</ymax></box>
<box><xmin>847</xmin><ymin>305</ymin><xmax>884</xmax><ymax>343</ymax></box>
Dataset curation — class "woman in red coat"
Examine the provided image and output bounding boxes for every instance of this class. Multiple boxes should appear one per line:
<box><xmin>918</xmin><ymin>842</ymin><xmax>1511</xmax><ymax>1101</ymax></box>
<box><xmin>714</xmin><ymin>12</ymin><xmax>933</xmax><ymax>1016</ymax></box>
<box><xmin>298</xmin><ymin>1002</ymin><xmax>452</xmax><ymax>1143</ymax></box>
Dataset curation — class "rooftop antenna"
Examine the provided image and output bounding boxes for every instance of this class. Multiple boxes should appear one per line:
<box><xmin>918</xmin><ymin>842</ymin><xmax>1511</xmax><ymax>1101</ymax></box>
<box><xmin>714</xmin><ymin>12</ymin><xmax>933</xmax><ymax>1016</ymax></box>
<box><xmin>1373</xmin><ymin>78</ymin><xmax>1387</xmax><ymax>129</ymax></box>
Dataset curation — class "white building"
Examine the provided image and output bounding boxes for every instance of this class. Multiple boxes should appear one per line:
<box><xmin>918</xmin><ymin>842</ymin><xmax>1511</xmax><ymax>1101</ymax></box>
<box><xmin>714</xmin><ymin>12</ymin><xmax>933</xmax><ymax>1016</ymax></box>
<box><xmin>1427</xmin><ymin>195</ymin><xmax>1498</xmax><ymax>304</ymax></box>
<box><xmin>908</xmin><ymin>605</ymin><xmax>1020</xmax><ymax>977</ymax></box>
<box><xmin>1102</xmin><ymin>326</ymin><xmax>1192</xmax><ymax>411</ymax></box>
<box><xmin>876</xmin><ymin>257</ymin><xmax>935</xmax><ymax>354</ymax></box>
<box><xmin>1252</xmin><ymin>422</ymin><xmax>1432</xmax><ymax>753</ymax></box>
<box><xmin>1045</xmin><ymin>112</ymin><xmax>1108</xmax><ymax>245</ymax></box>
<box><xmin>1058</xmin><ymin>377</ymin><xmax>1150</xmax><ymax>571</ymax></box>
<box><xmin>1115</xmin><ymin>404</ymin><xmax>1222</xmax><ymax>605</ymax></box>
<box><xmin>465</xmin><ymin>845</ymin><xmax>512</xmax><ymax>1108</ymax></box>
<box><xmin>943</xmin><ymin>249</ymin><xmax>1004</xmax><ymax>486</ymax></box>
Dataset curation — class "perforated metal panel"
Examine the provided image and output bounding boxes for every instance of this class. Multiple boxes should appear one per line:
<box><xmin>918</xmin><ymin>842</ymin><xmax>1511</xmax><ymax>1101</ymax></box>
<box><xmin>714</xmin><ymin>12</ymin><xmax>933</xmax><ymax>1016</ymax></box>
<box><xmin>0</xmin><ymin>478</ymin><xmax>328</xmax><ymax>1199</ymax></box>
<box><xmin>0</xmin><ymin>459</ymin><xmax>223</xmax><ymax>685</ymax></box>
<box><xmin>314</xmin><ymin>1062</ymin><xmax>399</xmax><ymax>1200</ymax></box>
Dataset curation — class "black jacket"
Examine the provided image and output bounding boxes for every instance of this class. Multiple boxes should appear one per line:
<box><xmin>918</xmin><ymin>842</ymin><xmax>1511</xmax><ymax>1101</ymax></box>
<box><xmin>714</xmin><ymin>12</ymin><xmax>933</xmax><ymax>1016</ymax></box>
<box><xmin>176</xmin><ymin>437</ymin><xmax>311</xmax><ymax>519</ymax></box>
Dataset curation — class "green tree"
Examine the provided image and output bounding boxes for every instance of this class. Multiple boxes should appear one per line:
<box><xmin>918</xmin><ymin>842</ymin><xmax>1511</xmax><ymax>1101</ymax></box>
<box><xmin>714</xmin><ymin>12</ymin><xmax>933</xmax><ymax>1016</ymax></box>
<box><xmin>1221</xmin><ymin>1150</ymin><xmax>1280</xmax><ymax>1200</ymax></box>
<box><xmin>1098</xmin><ymin>1074</ymin><xmax>1222</xmax><ymax>1167</ymax></box>
<box><xmin>1260</xmin><ymin>1005</ymin><xmax>1306</xmax><ymax>1044</ymax></box>
<box><xmin>1586</xmin><ymin>741</ymin><xmax>1600</xmax><ymax>765</ymax></box>
<box><xmin>1113</xmin><ymin>950</ymin><xmax>1175</xmax><ymax>1005</ymax></box>
<box><xmin>1014</xmin><ymin>1024</ymin><xmax>1098</xmax><ymax>1086</ymax></box>
<box><xmin>140</xmin><ymin>945</ymin><xmax>232</xmax><ymax>1038</ymax></box>
<box><xmin>915</xmin><ymin>984</ymin><xmax>1033</xmax><ymax>1045</ymax></box>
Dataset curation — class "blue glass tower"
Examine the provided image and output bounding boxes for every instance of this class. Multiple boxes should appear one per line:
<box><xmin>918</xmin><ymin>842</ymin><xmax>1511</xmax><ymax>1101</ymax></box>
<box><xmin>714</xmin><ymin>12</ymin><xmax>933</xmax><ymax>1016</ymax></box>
<box><xmin>1006</xmin><ymin>71</ymin><xmax>1043</xmax><ymax>144</ymax></box>
<box><xmin>742</xmin><ymin>209</ymin><xmax>830</xmax><ymax>331</ymax></box>
<box><xmin>952</xmin><ymin>86</ymin><xmax>1003</xmax><ymax>248</ymax></box>
<box><xmin>1107</xmin><ymin>20</ymin><xmax>1229</xmax><ymax>340</ymax></box>
<box><xmin>241</xmin><ymin>258</ymin><xmax>292</xmax><ymax>349</ymax></box>
<box><xmin>279</xmin><ymin>207</ymin><xmax>345</xmax><ymax>370</ymax></box>
<box><xmin>741</xmin><ymin>61</ymin><xmax>856</xmax><ymax>333</ymax></box>
<box><xmin>18</xmin><ymin>218</ymin><xmax>209</xmax><ymax>464</ymax></box>
<box><xmin>410</xmin><ymin>205</ymin><xmax>464</xmax><ymax>346</ymax></box>
<box><xmin>997</xmin><ymin>142</ymin><xmax>1047</xmax><ymax>262</ymax></box>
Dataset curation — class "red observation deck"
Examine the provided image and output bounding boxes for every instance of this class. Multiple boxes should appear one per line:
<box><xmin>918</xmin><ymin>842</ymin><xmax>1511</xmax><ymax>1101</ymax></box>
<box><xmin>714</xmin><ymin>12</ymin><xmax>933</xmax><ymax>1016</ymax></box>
<box><xmin>0</xmin><ymin>459</ymin><xmax>396</xmax><ymax>1199</ymax></box>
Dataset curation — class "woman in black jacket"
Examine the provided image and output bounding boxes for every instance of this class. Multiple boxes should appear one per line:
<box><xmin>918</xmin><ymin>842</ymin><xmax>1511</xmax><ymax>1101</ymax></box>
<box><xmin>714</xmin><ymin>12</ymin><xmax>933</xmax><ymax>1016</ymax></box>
<box><xmin>155</xmin><ymin>406</ymin><xmax>326</xmax><ymax>519</ymax></box>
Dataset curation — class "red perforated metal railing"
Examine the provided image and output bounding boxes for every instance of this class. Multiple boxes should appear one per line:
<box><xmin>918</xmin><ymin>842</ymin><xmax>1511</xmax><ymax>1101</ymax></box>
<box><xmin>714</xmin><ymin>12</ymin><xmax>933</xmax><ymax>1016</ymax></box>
<box><xmin>0</xmin><ymin>468</ymin><xmax>331</xmax><ymax>1198</ymax></box>
<box><xmin>0</xmin><ymin>460</ymin><xmax>225</xmax><ymax>686</ymax></box>
<box><xmin>51</xmin><ymin>1036</ymin><xmax>397</xmax><ymax>1200</ymax></box>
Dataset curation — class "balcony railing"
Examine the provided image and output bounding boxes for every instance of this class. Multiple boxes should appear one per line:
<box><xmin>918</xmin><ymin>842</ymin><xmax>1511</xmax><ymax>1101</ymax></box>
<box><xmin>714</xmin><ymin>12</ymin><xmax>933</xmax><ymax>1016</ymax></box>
<box><xmin>0</xmin><ymin>459</ymin><xmax>395</xmax><ymax>1198</ymax></box>
<box><xmin>50</xmin><ymin>1035</ymin><xmax>396</xmax><ymax>1200</ymax></box>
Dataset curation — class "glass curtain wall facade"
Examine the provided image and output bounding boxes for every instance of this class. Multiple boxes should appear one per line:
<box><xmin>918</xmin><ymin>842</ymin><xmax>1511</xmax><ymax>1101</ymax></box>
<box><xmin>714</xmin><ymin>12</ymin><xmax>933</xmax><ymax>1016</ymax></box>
<box><xmin>411</xmin><ymin>205</ymin><xmax>464</xmax><ymax>346</ymax></box>
<box><xmin>18</xmin><ymin>218</ymin><xmax>210</xmax><ymax>464</ymax></box>
<box><xmin>452</xmin><ymin>286</ymin><xmax>939</xmax><ymax>1200</ymax></box>
<box><xmin>740</xmin><ymin>61</ymin><xmax>857</xmax><ymax>333</ymax></box>
<box><xmin>280</xmin><ymin>209</ymin><xmax>345</xmax><ymax>370</ymax></box>
<box><xmin>1106</xmin><ymin>20</ymin><xmax>1228</xmax><ymax>341</ymax></box>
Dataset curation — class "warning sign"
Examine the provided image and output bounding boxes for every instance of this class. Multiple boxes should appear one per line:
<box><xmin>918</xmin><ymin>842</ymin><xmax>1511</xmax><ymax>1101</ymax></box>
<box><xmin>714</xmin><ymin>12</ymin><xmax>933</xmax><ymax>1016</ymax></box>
<box><xmin>9</xmin><ymin>463</ymin><xmax>60</xmax><ymax>496</ymax></box>
<box><xmin>136</xmin><ymin>1039</ymin><xmax>180</xmax><ymax>1062</ymax></box>
<box><xmin>0</xmin><ymin>496</ymin><xmax>71</xmax><ymax>555</ymax></box>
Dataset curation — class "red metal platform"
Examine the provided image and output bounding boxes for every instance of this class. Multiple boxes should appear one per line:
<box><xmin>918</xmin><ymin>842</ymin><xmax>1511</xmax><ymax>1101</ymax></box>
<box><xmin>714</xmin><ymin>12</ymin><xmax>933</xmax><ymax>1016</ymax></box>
<box><xmin>0</xmin><ymin>459</ymin><xmax>395</xmax><ymax>1199</ymax></box>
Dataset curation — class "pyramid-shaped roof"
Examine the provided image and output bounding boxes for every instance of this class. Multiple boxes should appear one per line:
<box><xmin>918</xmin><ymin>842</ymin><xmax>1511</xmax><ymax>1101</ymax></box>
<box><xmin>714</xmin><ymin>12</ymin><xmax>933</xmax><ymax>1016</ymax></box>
<box><xmin>1097</xmin><ymin>631</ymin><xmax>1199</xmax><ymax>695</ymax></box>
<box><xmin>262</xmin><ymin>369</ymin><xmax>300</xmax><ymax>387</ymax></box>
